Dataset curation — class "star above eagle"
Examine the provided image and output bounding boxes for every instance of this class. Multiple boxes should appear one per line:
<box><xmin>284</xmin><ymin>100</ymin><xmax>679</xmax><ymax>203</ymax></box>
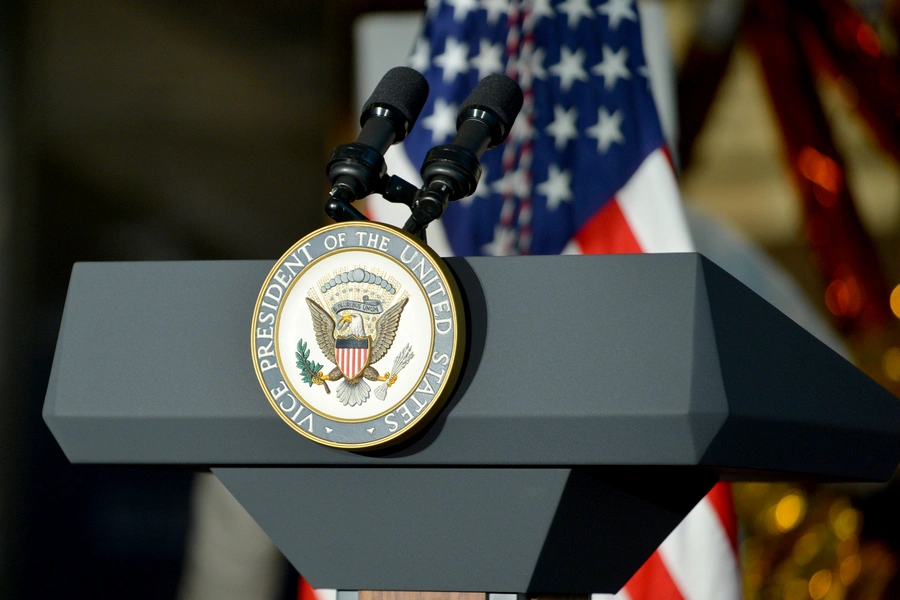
<box><xmin>305</xmin><ymin>296</ymin><xmax>408</xmax><ymax>406</ymax></box>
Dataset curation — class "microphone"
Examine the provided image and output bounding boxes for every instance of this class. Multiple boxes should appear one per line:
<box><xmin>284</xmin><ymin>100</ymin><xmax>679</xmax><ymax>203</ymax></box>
<box><xmin>453</xmin><ymin>73</ymin><xmax>524</xmax><ymax>156</ymax></box>
<box><xmin>326</xmin><ymin>67</ymin><xmax>429</xmax><ymax>222</ymax></box>
<box><xmin>404</xmin><ymin>74</ymin><xmax>524</xmax><ymax>235</ymax></box>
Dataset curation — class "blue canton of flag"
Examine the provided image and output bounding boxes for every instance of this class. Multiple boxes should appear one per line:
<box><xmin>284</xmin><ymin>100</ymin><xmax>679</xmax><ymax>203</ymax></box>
<box><xmin>401</xmin><ymin>0</ymin><xmax>666</xmax><ymax>256</ymax></box>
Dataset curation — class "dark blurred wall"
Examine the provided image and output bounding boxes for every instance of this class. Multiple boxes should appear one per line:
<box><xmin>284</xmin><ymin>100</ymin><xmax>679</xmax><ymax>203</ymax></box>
<box><xmin>0</xmin><ymin>1</ymin><xmax>20</xmax><ymax>595</ymax></box>
<box><xmin>0</xmin><ymin>0</ymin><xmax>379</xmax><ymax>596</ymax></box>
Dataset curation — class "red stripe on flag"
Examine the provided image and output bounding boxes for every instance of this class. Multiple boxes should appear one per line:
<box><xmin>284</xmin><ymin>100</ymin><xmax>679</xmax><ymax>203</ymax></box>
<box><xmin>297</xmin><ymin>575</ymin><xmax>317</xmax><ymax>600</ymax></box>
<box><xmin>661</xmin><ymin>145</ymin><xmax>676</xmax><ymax>172</ymax></box>
<box><xmin>624</xmin><ymin>551</ymin><xmax>686</xmax><ymax>600</ymax></box>
<box><xmin>707</xmin><ymin>482</ymin><xmax>739</xmax><ymax>554</ymax></box>
<box><xmin>573</xmin><ymin>199</ymin><xmax>643</xmax><ymax>255</ymax></box>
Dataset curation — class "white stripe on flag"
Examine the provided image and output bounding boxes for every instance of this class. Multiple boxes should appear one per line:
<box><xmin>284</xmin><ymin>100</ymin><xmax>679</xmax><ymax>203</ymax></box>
<box><xmin>614</xmin><ymin>148</ymin><xmax>694</xmax><ymax>254</ymax></box>
<box><xmin>657</xmin><ymin>496</ymin><xmax>742</xmax><ymax>600</ymax></box>
<box><xmin>592</xmin><ymin>591</ymin><xmax>632</xmax><ymax>600</ymax></box>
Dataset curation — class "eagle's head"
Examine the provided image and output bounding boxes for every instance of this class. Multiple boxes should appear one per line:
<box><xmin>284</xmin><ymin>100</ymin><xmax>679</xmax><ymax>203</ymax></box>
<box><xmin>337</xmin><ymin>312</ymin><xmax>366</xmax><ymax>337</ymax></box>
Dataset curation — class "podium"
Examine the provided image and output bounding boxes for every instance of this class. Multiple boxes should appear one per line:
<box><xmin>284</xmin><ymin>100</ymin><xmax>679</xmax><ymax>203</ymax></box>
<box><xmin>43</xmin><ymin>253</ymin><xmax>900</xmax><ymax>593</ymax></box>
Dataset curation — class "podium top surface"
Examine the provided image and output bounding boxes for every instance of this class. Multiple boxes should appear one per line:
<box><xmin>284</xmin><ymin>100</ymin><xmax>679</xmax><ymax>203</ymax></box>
<box><xmin>43</xmin><ymin>254</ymin><xmax>900</xmax><ymax>480</ymax></box>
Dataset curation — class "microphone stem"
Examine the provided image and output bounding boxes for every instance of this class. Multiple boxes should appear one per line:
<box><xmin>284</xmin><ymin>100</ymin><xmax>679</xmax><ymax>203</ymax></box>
<box><xmin>355</xmin><ymin>116</ymin><xmax>398</xmax><ymax>156</ymax></box>
<box><xmin>326</xmin><ymin>186</ymin><xmax>369</xmax><ymax>223</ymax></box>
<box><xmin>453</xmin><ymin>119</ymin><xmax>492</xmax><ymax>157</ymax></box>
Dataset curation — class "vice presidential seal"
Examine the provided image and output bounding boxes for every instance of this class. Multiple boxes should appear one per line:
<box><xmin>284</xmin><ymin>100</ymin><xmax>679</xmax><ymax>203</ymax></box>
<box><xmin>252</xmin><ymin>222</ymin><xmax>464</xmax><ymax>449</ymax></box>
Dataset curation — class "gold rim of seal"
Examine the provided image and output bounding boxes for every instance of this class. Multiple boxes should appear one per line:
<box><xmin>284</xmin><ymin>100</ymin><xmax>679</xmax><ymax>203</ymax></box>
<box><xmin>251</xmin><ymin>221</ymin><xmax>466</xmax><ymax>450</ymax></box>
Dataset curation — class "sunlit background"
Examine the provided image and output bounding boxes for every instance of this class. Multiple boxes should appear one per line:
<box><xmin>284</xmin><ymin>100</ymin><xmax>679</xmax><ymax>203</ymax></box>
<box><xmin>0</xmin><ymin>0</ymin><xmax>899</xmax><ymax>598</ymax></box>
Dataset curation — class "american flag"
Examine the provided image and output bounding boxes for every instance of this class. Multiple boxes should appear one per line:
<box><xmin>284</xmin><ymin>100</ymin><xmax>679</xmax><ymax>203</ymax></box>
<box><xmin>367</xmin><ymin>1</ymin><xmax>742</xmax><ymax>599</ymax></box>
<box><xmin>386</xmin><ymin>0</ymin><xmax>690</xmax><ymax>256</ymax></box>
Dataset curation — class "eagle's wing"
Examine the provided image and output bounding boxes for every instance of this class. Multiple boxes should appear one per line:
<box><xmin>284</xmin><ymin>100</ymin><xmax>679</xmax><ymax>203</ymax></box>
<box><xmin>370</xmin><ymin>296</ymin><xmax>409</xmax><ymax>364</ymax></box>
<box><xmin>305</xmin><ymin>297</ymin><xmax>336</xmax><ymax>363</ymax></box>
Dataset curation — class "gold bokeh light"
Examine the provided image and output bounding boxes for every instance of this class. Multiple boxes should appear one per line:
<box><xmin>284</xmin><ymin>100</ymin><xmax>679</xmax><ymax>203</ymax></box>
<box><xmin>890</xmin><ymin>284</ymin><xmax>900</xmax><ymax>317</ymax></box>
<box><xmin>840</xmin><ymin>554</ymin><xmax>862</xmax><ymax>586</ymax></box>
<box><xmin>808</xmin><ymin>569</ymin><xmax>833</xmax><ymax>600</ymax></box>
<box><xmin>774</xmin><ymin>491</ymin><xmax>807</xmax><ymax>532</ymax></box>
<box><xmin>882</xmin><ymin>347</ymin><xmax>900</xmax><ymax>381</ymax></box>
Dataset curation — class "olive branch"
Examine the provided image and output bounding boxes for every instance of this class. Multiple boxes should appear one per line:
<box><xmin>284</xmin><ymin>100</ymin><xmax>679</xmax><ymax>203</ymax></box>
<box><xmin>296</xmin><ymin>339</ymin><xmax>329</xmax><ymax>393</ymax></box>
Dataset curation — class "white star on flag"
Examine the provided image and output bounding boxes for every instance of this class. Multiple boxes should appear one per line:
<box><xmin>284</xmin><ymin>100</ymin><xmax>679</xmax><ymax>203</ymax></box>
<box><xmin>446</xmin><ymin>0</ymin><xmax>478</xmax><ymax>22</ymax></box>
<box><xmin>509</xmin><ymin>110</ymin><xmax>534</xmax><ymax>143</ymax></box>
<box><xmin>434</xmin><ymin>37</ymin><xmax>470</xmax><ymax>83</ymax></box>
<box><xmin>545</xmin><ymin>105</ymin><xmax>579</xmax><ymax>150</ymax></box>
<box><xmin>422</xmin><ymin>98</ymin><xmax>459</xmax><ymax>143</ymax></box>
<box><xmin>471</xmin><ymin>39</ymin><xmax>505</xmax><ymax>80</ymax></box>
<box><xmin>586</xmin><ymin>106</ymin><xmax>624</xmax><ymax>153</ymax></box>
<box><xmin>481</xmin><ymin>225</ymin><xmax>518</xmax><ymax>256</ymax></box>
<box><xmin>536</xmin><ymin>165</ymin><xmax>573</xmax><ymax>211</ymax></box>
<box><xmin>597</xmin><ymin>0</ymin><xmax>637</xmax><ymax>30</ymax></box>
<box><xmin>481</xmin><ymin>0</ymin><xmax>509</xmax><ymax>24</ymax></box>
<box><xmin>517</xmin><ymin>44</ymin><xmax>547</xmax><ymax>89</ymax></box>
<box><xmin>408</xmin><ymin>37</ymin><xmax>431</xmax><ymax>73</ymax></box>
<box><xmin>549</xmin><ymin>46</ymin><xmax>589</xmax><ymax>92</ymax></box>
<box><xmin>491</xmin><ymin>167</ymin><xmax>531</xmax><ymax>198</ymax></box>
<box><xmin>637</xmin><ymin>64</ymin><xmax>651</xmax><ymax>87</ymax></box>
<box><xmin>527</xmin><ymin>0</ymin><xmax>556</xmax><ymax>26</ymax></box>
<box><xmin>557</xmin><ymin>0</ymin><xmax>595</xmax><ymax>29</ymax></box>
<box><xmin>592</xmin><ymin>45</ymin><xmax>631</xmax><ymax>90</ymax></box>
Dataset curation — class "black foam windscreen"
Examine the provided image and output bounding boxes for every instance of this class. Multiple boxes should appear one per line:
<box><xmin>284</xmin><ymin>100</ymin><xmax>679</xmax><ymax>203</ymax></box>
<box><xmin>456</xmin><ymin>74</ymin><xmax>524</xmax><ymax>138</ymax></box>
<box><xmin>361</xmin><ymin>67</ymin><xmax>430</xmax><ymax>131</ymax></box>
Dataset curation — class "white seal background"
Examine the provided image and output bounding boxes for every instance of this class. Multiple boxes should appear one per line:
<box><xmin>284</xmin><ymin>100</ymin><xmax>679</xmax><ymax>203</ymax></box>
<box><xmin>275</xmin><ymin>249</ymin><xmax>433</xmax><ymax>422</ymax></box>
<box><xmin>253</xmin><ymin>221</ymin><xmax>463</xmax><ymax>449</ymax></box>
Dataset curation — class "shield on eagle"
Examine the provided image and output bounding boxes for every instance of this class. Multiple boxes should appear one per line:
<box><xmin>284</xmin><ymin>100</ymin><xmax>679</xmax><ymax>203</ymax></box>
<box><xmin>334</xmin><ymin>336</ymin><xmax>370</xmax><ymax>380</ymax></box>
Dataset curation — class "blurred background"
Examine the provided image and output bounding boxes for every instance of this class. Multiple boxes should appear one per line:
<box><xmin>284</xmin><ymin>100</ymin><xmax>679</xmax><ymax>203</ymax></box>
<box><xmin>1</xmin><ymin>0</ymin><xmax>899</xmax><ymax>598</ymax></box>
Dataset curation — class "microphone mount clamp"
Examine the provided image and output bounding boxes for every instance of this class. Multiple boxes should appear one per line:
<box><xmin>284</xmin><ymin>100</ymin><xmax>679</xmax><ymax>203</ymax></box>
<box><xmin>324</xmin><ymin>143</ymin><xmax>470</xmax><ymax>243</ymax></box>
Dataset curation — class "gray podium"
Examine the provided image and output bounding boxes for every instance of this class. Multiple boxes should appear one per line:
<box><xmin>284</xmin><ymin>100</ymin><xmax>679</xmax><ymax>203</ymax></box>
<box><xmin>43</xmin><ymin>253</ymin><xmax>900</xmax><ymax>593</ymax></box>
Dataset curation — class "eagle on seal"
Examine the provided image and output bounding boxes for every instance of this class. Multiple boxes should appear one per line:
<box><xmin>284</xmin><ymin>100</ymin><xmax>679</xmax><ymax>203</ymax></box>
<box><xmin>305</xmin><ymin>296</ymin><xmax>407</xmax><ymax>406</ymax></box>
